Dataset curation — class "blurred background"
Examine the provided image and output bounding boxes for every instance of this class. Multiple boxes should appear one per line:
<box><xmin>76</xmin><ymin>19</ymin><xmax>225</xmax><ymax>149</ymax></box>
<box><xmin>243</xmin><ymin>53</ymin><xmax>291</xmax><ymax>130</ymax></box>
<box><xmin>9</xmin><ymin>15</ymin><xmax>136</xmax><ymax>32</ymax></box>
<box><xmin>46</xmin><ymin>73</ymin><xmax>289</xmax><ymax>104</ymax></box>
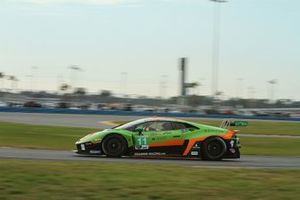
<box><xmin>1</xmin><ymin>1</ymin><xmax>300</xmax><ymax>200</ymax></box>
<box><xmin>0</xmin><ymin>0</ymin><xmax>300</xmax><ymax>119</ymax></box>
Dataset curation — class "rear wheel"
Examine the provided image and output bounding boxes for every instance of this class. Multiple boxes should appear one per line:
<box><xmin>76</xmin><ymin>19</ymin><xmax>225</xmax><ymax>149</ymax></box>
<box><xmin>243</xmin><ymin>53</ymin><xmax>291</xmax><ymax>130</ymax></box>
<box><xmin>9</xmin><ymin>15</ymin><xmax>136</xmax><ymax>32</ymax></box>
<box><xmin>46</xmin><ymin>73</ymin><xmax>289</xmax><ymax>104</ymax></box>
<box><xmin>201</xmin><ymin>137</ymin><xmax>227</xmax><ymax>161</ymax></box>
<box><xmin>102</xmin><ymin>135</ymin><xmax>127</xmax><ymax>157</ymax></box>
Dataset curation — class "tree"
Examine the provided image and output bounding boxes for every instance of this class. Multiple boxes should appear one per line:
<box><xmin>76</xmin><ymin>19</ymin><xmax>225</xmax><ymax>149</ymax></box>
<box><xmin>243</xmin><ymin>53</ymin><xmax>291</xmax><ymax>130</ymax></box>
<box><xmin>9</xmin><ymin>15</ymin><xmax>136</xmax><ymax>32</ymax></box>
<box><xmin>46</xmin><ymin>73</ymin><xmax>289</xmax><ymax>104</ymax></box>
<box><xmin>99</xmin><ymin>90</ymin><xmax>112</xmax><ymax>97</ymax></box>
<box><xmin>60</xmin><ymin>83</ymin><xmax>71</xmax><ymax>92</ymax></box>
<box><xmin>6</xmin><ymin>75</ymin><xmax>18</xmax><ymax>92</ymax></box>
<box><xmin>0</xmin><ymin>72</ymin><xmax>4</xmax><ymax>79</ymax></box>
<box><xmin>0</xmin><ymin>72</ymin><xmax>5</xmax><ymax>92</ymax></box>
<box><xmin>73</xmin><ymin>87</ymin><xmax>87</xmax><ymax>96</ymax></box>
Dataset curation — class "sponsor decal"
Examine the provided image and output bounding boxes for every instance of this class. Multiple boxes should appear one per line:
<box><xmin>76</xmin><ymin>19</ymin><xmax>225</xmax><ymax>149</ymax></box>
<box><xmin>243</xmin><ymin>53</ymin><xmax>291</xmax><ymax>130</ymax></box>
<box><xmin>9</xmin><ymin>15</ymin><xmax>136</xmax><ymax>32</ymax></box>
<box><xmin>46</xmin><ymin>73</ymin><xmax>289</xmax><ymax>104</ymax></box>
<box><xmin>229</xmin><ymin>148</ymin><xmax>236</xmax><ymax>153</ymax></box>
<box><xmin>90</xmin><ymin>150</ymin><xmax>101</xmax><ymax>154</ymax></box>
<box><xmin>203</xmin><ymin>129</ymin><xmax>223</xmax><ymax>133</ymax></box>
<box><xmin>135</xmin><ymin>136</ymin><xmax>149</xmax><ymax>150</ymax></box>
<box><xmin>134</xmin><ymin>152</ymin><xmax>166</xmax><ymax>156</ymax></box>
<box><xmin>135</xmin><ymin>145</ymin><xmax>149</xmax><ymax>150</ymax></box>
<box><xmin>136</xmin><ymin>136</ymin><xmax>148</xmax><ymax>145</ymax></box>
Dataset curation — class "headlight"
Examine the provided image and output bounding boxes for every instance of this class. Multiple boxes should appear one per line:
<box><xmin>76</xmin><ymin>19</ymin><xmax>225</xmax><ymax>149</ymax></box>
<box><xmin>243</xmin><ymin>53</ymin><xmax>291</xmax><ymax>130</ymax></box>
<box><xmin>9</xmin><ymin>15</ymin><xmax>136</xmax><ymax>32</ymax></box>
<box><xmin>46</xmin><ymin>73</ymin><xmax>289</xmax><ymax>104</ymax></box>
<box><xmin>92</xmin><ymin>139</ymin><xmax>102</xmax><ymax>144</ymax></box>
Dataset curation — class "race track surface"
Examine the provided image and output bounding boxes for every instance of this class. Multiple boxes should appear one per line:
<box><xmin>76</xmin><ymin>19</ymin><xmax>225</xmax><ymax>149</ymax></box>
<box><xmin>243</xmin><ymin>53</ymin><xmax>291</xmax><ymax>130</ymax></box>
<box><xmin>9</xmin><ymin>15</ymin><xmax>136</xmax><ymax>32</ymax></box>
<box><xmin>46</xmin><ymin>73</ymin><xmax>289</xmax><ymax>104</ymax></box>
<box><xmin>0</xmin><ymin>112</ymin><xmax>118</xmax><ymax>129</ymax></box>
<box><xmin>1</xmin><ymin>112</ymin><xmax>299</xmax><ymax>169</ymax></box>
<box><xmin>1</xmin><ymin>148</ymin><xmax>300</xmax><ymax>169</ymax></box>
<box><xmin>1</xmin><ymin>112</ymin><xmax>299</xmax><ymax>138</ymax></box>
<box><xmin>0</xmin><ymin>111</ymin><xmax>298</xmax><ymax>129</ymax></box>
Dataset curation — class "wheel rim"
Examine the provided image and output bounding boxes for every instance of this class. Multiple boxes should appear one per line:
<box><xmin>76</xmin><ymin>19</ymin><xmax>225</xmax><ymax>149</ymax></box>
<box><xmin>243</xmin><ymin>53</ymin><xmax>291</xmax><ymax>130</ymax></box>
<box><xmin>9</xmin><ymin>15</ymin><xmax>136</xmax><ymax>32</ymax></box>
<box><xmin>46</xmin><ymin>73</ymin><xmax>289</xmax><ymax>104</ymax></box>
<box><xmin>106</xmin><ymin>138</ymin><xmax>122</xmax><ymax>155</ymax></box>
<box><xmin>207</xmin><ymin>141</ymin><xmax>223</xmax><ymax>157</ymax></box>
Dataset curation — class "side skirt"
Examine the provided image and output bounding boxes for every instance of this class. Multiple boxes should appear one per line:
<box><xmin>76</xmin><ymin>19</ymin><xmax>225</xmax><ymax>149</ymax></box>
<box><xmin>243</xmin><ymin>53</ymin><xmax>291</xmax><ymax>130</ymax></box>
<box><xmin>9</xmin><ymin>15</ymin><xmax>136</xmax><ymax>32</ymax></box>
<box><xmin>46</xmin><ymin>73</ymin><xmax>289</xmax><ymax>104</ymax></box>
<box><xmin>133</xmin><ymin>140</ymin><xmax>189</xmax><ymax>156</ymax></box>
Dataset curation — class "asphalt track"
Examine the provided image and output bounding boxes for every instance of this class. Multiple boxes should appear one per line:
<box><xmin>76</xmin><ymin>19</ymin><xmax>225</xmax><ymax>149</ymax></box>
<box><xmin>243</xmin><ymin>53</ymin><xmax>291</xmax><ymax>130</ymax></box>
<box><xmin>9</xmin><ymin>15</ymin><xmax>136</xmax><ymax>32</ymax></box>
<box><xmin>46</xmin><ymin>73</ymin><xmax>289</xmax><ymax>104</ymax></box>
<box><xmin>1</xmin><ymin>112</ymin><xmax>300</xmax><ymax>130</ymax></box>
<box><xmin>1</xmin><ymin>112</ymin><xmax>299</xmax><ymax>138</ymax></box>
<box><xmin>0</xmin><ymin>112</ymin><xmax>300</xmax><ymax>169</ymax></box>
<box><xmin>0</xmin><ymin>147</ymin><xmax>299</xmax><ymax>169</ymax></box>
<box><xmin>0</xmin><ymin>112</ymin><xmax>115</xmax><ymax>129</ymax></box>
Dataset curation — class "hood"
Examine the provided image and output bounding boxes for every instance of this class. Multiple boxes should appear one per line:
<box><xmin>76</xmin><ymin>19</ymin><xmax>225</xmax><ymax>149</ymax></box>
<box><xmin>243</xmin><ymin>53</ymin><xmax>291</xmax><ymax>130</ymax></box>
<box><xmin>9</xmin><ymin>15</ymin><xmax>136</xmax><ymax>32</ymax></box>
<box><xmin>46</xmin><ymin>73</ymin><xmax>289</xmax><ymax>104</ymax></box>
<box><xmin>76</xmin><ymin>129</ymin><xmax>112</xmax><ymax>144</ymax></box>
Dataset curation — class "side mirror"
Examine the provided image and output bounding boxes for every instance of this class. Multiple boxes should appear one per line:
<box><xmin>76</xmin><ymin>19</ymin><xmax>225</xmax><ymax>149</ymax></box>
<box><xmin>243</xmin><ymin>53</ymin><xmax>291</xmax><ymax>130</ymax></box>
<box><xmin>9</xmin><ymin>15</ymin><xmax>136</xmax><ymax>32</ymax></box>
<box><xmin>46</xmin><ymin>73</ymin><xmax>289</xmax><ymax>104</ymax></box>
<box><xmin>135</xmin><ymin>128</ymin><xmax>143</xmax><ymax>135</ymax></box>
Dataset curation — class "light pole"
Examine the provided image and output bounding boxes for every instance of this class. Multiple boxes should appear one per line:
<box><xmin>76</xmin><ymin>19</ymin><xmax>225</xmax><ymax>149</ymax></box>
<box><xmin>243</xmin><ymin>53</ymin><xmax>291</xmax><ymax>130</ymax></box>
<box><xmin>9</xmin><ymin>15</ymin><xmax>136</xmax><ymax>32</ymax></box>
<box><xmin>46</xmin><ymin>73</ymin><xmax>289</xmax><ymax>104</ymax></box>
<box><xmin>30</xmin><ymin>66</ymin><xmax>38</xmax><ymax>92</ymax></box>
<box><xmin>236</xmin><ymin>78</ymin><xmax>244</xmax><ymax>99</ymax></box>
<box><xmin>9</xmin><ymin>76</ymin><xmax>18</xmax><ymax>93</ymax></box>
<box><xmin>247</xmin><ymin>86</ymin><xmax>255</xmax><ymax>99</ymax></box>
<box><xmin>68</xmin><ymin>65</ymin><xmax>82</xmax><ymax>89</ymax></box>
<box><xmin>0</xmin><ymin>72</ymin><xmax>5</xmax><ymax>92</ymax></box>
<box><xmin>198</xmin><ymin>78</ymin><xmax>206</xmax><ymax>96</ymax></box>
<box><xmin>159</xmin><ymin>75</ymin><xmax>167</xmax><ymax>99</ymax></box>
<box><xmin>267</xmin><ymin>79</ymin><xmax>277</xmax><ymax>102</ymax></box>
<box><xmin>210</xmin><ymin>0</ymin><xmax>227</xmax><ymax>99</ymax></box>
<box><xmin>120</xmin><ymin>72</ymin><xmax>128</xmax><ymax>97</ymax></box>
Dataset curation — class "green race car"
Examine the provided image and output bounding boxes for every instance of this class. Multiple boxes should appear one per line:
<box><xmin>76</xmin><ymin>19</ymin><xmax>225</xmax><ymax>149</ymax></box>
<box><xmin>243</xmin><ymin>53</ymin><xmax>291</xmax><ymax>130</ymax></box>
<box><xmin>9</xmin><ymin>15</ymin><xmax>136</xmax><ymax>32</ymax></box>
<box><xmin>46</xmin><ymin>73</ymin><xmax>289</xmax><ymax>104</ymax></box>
<box><xmin>75</xmin><ymin>117</ymin><xmax>245</xmax><ymax>160</ymax></box>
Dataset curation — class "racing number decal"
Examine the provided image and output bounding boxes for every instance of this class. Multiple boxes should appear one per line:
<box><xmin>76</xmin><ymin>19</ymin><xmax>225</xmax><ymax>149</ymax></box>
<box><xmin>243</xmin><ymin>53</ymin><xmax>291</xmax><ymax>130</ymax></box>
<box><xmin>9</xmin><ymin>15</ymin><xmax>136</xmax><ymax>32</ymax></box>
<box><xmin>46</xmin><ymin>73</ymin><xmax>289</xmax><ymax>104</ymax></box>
<box><xmin>135</xmin><ymin>136</ymin><xmax>149</xmax><ymax>150</ymax></box>
<box><xmin>137</xmin><ymin>137</ymin><xmax>147</xmax><ymax>145</ymax></box>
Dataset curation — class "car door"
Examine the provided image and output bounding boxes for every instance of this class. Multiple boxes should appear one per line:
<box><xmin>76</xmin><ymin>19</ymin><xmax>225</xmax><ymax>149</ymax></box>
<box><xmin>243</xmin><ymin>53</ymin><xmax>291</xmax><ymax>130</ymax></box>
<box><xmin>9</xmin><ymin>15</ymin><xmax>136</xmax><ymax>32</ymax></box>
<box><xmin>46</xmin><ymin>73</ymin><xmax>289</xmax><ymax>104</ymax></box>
<box><xmin>147</xmin><ymin>121</ymin><xmax>186</xmax><ymax>155</ymax></box>
<box><xmin>132</xmin><ymin>121</ymin><xmax>180</xmax><ymax>155</ymax></box>
<box><xmin>132</xmin><ymin>121</ymin><xmax>187</xmax><ymax>156</ymax></box>
<box><xmin>150</xmin><ymin>121</ymin><xmax>182</xmax><ymax>143</ymax></box>
<box><xmin>132</xmin><ymin>121</ymin><xmax>157</xmax><ymax>152</ymax></box>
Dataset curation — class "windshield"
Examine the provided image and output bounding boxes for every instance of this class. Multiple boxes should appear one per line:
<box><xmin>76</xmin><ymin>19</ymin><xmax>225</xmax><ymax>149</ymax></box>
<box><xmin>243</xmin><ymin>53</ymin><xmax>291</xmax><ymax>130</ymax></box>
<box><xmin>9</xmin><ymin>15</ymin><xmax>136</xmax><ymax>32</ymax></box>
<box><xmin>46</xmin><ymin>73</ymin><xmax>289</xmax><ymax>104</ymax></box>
<box><xmin>113</xmin><ymin>119</ymin><xmax>147</xmax><ymax>130</ymax></box>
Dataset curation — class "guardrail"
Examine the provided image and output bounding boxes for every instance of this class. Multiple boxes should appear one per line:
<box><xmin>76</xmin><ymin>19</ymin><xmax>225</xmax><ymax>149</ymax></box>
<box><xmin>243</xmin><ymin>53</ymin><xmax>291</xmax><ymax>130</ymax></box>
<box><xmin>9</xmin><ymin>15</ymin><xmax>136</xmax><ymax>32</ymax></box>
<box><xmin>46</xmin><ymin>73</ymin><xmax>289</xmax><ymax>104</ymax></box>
<box><xmin>0</xmin><ymin>107</ymin><xmax>299</xmax><ymax>121</ymax></box>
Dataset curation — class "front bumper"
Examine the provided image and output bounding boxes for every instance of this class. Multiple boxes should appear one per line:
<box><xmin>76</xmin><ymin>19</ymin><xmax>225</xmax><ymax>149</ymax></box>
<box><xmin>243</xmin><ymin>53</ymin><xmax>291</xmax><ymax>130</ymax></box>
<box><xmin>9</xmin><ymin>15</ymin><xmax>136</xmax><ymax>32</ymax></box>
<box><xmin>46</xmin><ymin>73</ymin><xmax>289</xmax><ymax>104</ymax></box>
<box><xmin>75</xmin><ymin>142</ymin><xmax>102</xmax><ymax>155</ymax></box>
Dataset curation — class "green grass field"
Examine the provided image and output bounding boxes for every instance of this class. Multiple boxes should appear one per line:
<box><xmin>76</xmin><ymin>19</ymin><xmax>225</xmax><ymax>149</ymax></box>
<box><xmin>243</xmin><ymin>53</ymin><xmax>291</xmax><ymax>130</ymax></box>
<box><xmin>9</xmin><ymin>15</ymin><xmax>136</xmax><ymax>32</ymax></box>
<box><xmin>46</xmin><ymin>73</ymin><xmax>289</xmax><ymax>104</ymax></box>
<box><xmin>240</xmin><ymin>136</ymin><xmax>300</xmax><ymax>156</ymax></box>
<box><xmin>0</xmin><ymin>121</ymin><xmax>97</xmax><ymax>150</ymax></box>
<box><xmin>0</xmin><ymin>159</ymin><xmax>299</xmax><ymax>200</ymax></box>
<box><xmin>0</xmin><ymin>121</ymin><xmax>300</xmax><ymax>156</ymax></box>
<box><xmin>1</xmin><ymin>121</ymin><xmax>300</xmax><ymax>199</ymax></box>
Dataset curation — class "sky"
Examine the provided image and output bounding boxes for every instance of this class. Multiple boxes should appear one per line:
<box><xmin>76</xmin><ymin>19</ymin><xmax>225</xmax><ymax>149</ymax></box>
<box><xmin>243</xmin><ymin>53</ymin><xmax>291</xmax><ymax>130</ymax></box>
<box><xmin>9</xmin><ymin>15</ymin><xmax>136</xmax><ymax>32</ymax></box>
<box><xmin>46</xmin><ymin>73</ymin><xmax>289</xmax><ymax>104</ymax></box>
<box><xmin>0</xmin><ymin>0</ymin><xmax>300</xmax><ymax>100</ymax></box>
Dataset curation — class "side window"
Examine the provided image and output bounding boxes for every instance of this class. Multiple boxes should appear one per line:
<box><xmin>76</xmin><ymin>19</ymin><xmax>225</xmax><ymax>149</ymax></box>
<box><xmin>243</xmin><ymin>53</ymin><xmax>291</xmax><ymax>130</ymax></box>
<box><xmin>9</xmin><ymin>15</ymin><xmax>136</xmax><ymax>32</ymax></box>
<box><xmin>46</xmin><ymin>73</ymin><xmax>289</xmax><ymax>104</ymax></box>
<box><xmin>136</xmin><ymin>121</ymin><xmax>173</xmax><ymax>132</ymax></box>
<box><xmin>145</xmin><ymin>122</ymin><xmax>159</xmax><ymax>131</ymax></box>
<box><xmin>131</xmin><ymin>121</ymin><xmax>197</xmax><ymax>132</ymax></box>
<box><xmin>171</xmin><ymin>122</ymin><xmax>199</xmax><ymax>131</ymax></box>
<box><xmin>146</xmin><ymin>122</ymin><xmax>172</xmax><ymax>131</ymax></box>
<box><xmin>159</xmin><ymin>122</ymin><xmax>173</xmax><ymax>131</ymax></box>
<box><xmin>171</xmin><ymin>122</ymin><xmax>186</xmax><ymax>130</ymax></box>
<box><xmin>134</xmin><ymin>122</ymin><xmax>154</xmax><ymax>132</ymax></box>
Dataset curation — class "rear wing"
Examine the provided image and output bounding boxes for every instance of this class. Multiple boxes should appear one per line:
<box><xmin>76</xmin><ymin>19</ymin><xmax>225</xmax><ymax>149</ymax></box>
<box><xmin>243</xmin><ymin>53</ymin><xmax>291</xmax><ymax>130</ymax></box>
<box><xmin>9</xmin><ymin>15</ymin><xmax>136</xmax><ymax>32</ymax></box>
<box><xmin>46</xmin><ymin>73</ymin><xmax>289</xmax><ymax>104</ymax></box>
<box><xmin>220</xmin><ymin>120</ymin><xmax>248</xmax><ymax>129</ymax></box>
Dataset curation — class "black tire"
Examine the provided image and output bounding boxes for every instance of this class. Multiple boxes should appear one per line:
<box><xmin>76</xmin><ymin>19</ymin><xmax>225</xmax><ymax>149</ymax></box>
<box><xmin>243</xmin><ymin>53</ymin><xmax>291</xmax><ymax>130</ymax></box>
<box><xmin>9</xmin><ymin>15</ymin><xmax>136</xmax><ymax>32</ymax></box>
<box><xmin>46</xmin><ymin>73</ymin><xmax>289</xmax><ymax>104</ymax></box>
<box><xmin>201</xmin><ymin>137</ymin><xmax>227</xmax><ymax>161</ymax></box>
<box><xmin>102</xmin><ymin>134</ymin><xmax>128</xmax><ymax>157</ymax></box>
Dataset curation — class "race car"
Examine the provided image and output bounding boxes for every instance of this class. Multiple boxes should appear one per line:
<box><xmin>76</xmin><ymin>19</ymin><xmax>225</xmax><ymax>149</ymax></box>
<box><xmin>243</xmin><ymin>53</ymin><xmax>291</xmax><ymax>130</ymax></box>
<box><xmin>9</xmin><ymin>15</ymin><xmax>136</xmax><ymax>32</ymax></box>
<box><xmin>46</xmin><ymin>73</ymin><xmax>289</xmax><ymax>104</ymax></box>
<box><xmin>75</xmin><ymin>117</ymin><xmax>246</xmax><ymax>160</ymax></box>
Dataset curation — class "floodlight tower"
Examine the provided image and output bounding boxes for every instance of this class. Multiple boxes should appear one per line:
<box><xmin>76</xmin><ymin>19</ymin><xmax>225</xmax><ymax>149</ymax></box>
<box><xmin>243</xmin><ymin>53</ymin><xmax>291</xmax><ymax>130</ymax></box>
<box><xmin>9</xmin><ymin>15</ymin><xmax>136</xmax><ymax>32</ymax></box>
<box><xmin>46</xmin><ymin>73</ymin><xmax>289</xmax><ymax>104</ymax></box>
<box><xmin>30</xmin><ymin>66</ymin><xmax>38</xmax><ymax>92</ymax></box>
<box><xmin>180</xmin><ymin>57</ymin><xmax>187</xmax><ymax>97</ymax></box>
<box><xmin>268</xmin><ymin>79</ymin><xmax>277</xmax><ymax>101</ymax></box>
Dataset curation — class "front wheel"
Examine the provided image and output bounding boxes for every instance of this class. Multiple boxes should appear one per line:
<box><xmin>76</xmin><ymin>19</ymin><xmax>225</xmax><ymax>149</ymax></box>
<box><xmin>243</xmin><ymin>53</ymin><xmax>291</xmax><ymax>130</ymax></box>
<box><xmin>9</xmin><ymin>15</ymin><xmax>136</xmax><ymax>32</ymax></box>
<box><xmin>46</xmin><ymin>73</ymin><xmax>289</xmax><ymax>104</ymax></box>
<box><xmin>201</xmin><ymin>137</ymin><xmax>227</xmax><ymax>161</ymax></box>
<box><xmin>102</xmin><ymin>135</ymin><xmax>127</xmax><ymax>157</ymax></box>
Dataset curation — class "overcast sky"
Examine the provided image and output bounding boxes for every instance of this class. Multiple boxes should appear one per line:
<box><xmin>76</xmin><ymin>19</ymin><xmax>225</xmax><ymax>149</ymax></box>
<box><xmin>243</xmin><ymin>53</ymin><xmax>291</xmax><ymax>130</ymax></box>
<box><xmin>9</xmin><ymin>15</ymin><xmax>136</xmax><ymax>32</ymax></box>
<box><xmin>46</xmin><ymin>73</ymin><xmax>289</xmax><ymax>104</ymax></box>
<box><xmin>0</xmin><ymin>0</ymin><xmax>299</xmax><ymax>100</ymax></box>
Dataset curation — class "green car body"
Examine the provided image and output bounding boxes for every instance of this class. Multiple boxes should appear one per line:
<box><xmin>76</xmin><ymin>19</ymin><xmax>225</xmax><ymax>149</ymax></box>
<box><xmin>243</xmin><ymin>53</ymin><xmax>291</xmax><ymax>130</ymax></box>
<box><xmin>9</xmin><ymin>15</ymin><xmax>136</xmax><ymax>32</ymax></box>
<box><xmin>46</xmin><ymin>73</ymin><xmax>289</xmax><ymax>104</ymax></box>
<box><xmin>75</xmin><ymin>117</ymin><xmax>243</xmax><ymax>160</ymax></box>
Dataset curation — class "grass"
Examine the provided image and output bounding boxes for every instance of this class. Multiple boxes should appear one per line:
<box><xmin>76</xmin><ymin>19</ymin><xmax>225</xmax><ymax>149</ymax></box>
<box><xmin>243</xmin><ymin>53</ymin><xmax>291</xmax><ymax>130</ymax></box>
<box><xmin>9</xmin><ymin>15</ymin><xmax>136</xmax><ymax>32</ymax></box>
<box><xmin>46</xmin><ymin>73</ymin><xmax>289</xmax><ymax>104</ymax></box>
<box><xmin>0</xmin><ymin>121</ymin><xmax>97</xmax><ymax>150</ymax></box>
<box><xmin>240</xmin><ymin>137</ymin><xmax>300</xmax><ymax>156</ymax></box>
<box><xmin>0</xmin><ymin>121</ymin><xmax>300</xmax><ymax>156</ymax></box>
<box><xmin>0</xmin><ymin>159</ymin><xmax>300</xmax><ymax>200</ymax></box>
